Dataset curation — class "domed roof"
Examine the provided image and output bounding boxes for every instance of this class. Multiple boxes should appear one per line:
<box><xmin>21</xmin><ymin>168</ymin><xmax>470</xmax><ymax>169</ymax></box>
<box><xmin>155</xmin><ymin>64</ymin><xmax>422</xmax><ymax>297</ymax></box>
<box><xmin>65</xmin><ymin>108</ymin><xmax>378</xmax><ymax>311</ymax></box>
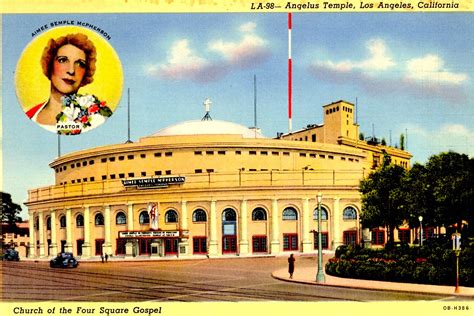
<box><xmin>151</xmin><ymin>120</ymin><xmax>265</xmax><ymax>138</ymax></box>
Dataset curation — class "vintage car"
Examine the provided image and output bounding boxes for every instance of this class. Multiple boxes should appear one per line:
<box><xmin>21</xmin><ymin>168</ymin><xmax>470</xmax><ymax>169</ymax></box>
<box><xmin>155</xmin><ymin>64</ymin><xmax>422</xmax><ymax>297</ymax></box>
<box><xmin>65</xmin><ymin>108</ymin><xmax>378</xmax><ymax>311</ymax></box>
<box><xmin>2</xmin><ymin>249</ymin><xmax>20</xmax><ymax>261</ymax></box>
<box><xmin>50</xmin><ymin>252</ymin><xmax>79</xmax><ymax>268</ymax></box>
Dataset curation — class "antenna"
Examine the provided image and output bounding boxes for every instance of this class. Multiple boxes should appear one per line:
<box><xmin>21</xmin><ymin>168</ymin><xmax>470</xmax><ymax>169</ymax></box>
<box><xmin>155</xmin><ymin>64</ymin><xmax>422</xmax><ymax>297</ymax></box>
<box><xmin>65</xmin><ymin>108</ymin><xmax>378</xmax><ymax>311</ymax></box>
<box><xmin>405</xmin><ymin>128</ymin><xmax>408</xmax><ymax>150</ymax></box>
<box><xmin>57</xmin><ymin>134</ymin><xmax>61</xmax><ymax>157</ymax></box>
<box><xmin>288</xmin><ymin>12</ymin><xmax>292</xmax><ymax>133</ymax></box>
<box><xmin>254</xmin><ymin>74</ymin><xmax>257</xmax><ymax>128</ymax></box>
<box><xmin>126</xmin><ymin>88</ymin><xmax>132</xmax><ymax>143</ymax></box>
<box><xmin>389</xmin><ymin>130</ymin><xmax>392</xmax><ymax>147</ymax></box>
<box><xmin>355</xmin><ymin>97</ymin><xmax>358</xmax><ymax>125</ymax></box>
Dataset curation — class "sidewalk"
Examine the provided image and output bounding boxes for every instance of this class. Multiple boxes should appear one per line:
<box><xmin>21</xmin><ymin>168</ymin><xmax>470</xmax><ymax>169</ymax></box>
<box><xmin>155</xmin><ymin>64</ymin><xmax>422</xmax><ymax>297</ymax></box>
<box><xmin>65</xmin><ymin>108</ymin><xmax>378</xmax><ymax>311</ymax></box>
<box><xmin>272</xmin><ymin>266</ymin><xmax>474</xmax><ymax>297</ymax></box>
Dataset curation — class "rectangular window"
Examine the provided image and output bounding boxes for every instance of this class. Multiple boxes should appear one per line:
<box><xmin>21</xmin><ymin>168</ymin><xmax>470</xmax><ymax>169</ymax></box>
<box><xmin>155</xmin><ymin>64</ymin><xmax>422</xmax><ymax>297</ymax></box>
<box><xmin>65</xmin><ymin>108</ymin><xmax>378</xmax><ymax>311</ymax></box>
<box><xmin>90</xmin><ymin>177</ymin><xmax>95</xmax><ymax>182</ymax></box>
<box><xmin>119</xmin><ymin>173</ymin><xmax>125</xmax><ymax>179</ymax></box>
<box><xmin>319</xmin><ymin>154</ymin><xmax>325</xmax><ymax>159</ymax></box>
<box><xmin>206</xmin><ymin>169</ymin><xmax>214</xmax><ymax>173</ymax></box>
<box><xmin>371</xmin><ymin>229</ymin><xmax>385</xmax><ymax>245</ymax></box>
<box><xmin>328</xmin><ymin>155</ymin><xmax>334</xmax><ymax>159</ymax></box>
<box><xmin>141</xmin><ymin>172</ymin><xmax>146</xmax><ymax>177</ymax></box>
<box><xmin>222</xmin><ymin>236</ymin><xmax>237</xmax><ymax>253</ymax></box>
<box><xmin>252</xmin><ymin>236</ymin><xmax>267</xmax><ymax>253</ymax></box>
<box><xmin>83</xmin><ymin>178</ymin><xmax>87</xmax><ymax>182</ymax></box>
<box><xmin>127</xmin><ymin>155</ymin><xmax>134</xmax><ymax>160</ymax></box>
<box><xmin>310</xmin><ymin>153</ymin><xmax>316</xmax><ymax>158</ymax></box>
<box><xmin>206</xmin><ymin>151</ymin><xmax>214</xmax><ymax>155</ymax></box>
<box><xmin>341</xmin><ymin>157</ymin><xmax>346</xmax><ymax>161</ymax></box>
<box><xmin>218</xmin><ymin>151</ymin><xmax>225</xmax><ymax>155</ymax></box>
<box><xmin>272</xmin><ymin>151</ymin><xmax>279</xmax><ymax>156</ymax></box>
<box><xmin>193</xmin><ymin>237</ymin><xmax>207</xmax><ymax>254</ymax></box>
<box><xmin>343</xmin><ymin>231</ymin><xmax>357</xmax><ymax>246</ymax></box>
<box><xmin>312</xmin><ymin>134</ymin><xmax>316</xmax><ymax>142</ymax></box>
<box><xmin>313</xmin><ymin>232</ymin><xmax>329</xmax><ymax>249</ymax></box>
<box><xmin>82</xmin><ymin>161</ymin><xmax>87</xmax><ymax>166</ymax></box>
<box><xmin>249</xmin><ymin>151</ymin><xmax>257</xmax><ymax>155</ymax></box>
<box><xmin>77</xmin><ymin>179</ymin><xmax>81</xmax><ymax>183</ymax></box>
<box><xmin>261</xmin><ymin>151</ymin><xmax>268</xmax><ymax>155</ymax></box>
<box><xmin>299</xmin><ymin>153</ymin><xmax>306</xmax><ymax>157</ymax></box>
<box><xmin>283</xmin><ymin>234</ymin><xmax>298</xmax><ymax>251</ymax></box>
<box><xmin>195</xmin><ymin>169</ymin><xmax>202</xmax><ymax>173</ymax></box>
<box><xmin>398</xmin><ymin>229</ymin><xmax>410</xmax><ymax>244</ymax></box>
<box><xmin>140</xmin><ymin>154</ymin><xmax>146</xmax><ymax>158</ymax></box>
<box><xmin>154</xmin><ymin>152</ymin><xmax>162</xmax><ymax>157</ymax></box>
<box><xmin>165</xmin><ymin>170</ymin><xmax>171</xmax><ymax>175</ymax></box>
<box><xmin>71</xmin><ymin>164</ymin><xmax>75</xmax><ymax>169</ymax></box>
<box><xmin>72</xmin><ymin>180</ymin><xmax>76</xmax><ymax>184</ymax></box>
<box><xmin>101</xmin><ymin>175</ymin><xmax>107</xmax><ymax>180</ymax></box>
<box><xmin>128</xmin><ymin>173</ymin><xmax>134</xmax><ymax>177</ymax></box>
<box><xmin>109</xmin><ymin>157</ymin><xmax>116</xmax><ymax>162</ymax></box>
<box><xmin>110</xmin><ymin>174</ymin><xmax>116</xmax><ymax>179</ymax></box>
<box><xmin>155</xmin><ymin>171</ymin><xmax>162</xmax><ymax>176</ymax></box>
<box><xmin>283</xmin><ymin>152</ymin><xmax>290</xmax><ymax>156</ymax></box>
<box><xmin>89</xmin><ymin>160</ymin><xmax>94</xmax><ymax>165</ymax></box>
<box><xmin>235</xmin><ymin>151</ymin><xmax>241</xmax><ymax>155</ymax></box>
<box><xmin>194</xmin><ymin>151</ymin><xmax>202</xmax><ymax>155</ymax></box>
<box><xmin>76</xmin><ymin>162</ymin><xmax>80</xmax><ymax>167</ymax></box>
<box><xmin>165</xmin><ymin>152</ymin><xmax>172</xmax><ymax>157</ymax></box>
<box><xmin>118</xmin><ymin>156</ymin><xmax>124</xmax><ymax>161</ymax></box>
<box><xmin>101</xmin><ymin>158</ymin><xmax>107</xmax><ymax>163</ymax></box>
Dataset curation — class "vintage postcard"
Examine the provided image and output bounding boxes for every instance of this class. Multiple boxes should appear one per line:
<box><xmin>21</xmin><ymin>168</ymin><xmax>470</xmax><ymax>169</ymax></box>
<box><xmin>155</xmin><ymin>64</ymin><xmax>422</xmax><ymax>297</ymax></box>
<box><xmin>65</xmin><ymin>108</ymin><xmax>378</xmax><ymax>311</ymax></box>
<box><xmin>1</xmin><ymin>1</ymin><xmax>473</xmax><ymax>316</ymax></box>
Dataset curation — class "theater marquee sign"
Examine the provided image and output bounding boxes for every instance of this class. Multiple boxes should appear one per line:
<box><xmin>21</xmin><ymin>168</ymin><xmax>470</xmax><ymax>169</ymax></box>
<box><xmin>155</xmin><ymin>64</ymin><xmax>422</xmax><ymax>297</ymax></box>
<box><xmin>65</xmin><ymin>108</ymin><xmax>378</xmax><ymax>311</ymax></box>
<box><xmin>122</xmin><ymin>176</ymin><xmax>185</xmax><ymax>189</ymax></box>
<box><xmin>119</xmin><ymin>231</ymin><xmax>180</xmax><ymax>238</ymax></box>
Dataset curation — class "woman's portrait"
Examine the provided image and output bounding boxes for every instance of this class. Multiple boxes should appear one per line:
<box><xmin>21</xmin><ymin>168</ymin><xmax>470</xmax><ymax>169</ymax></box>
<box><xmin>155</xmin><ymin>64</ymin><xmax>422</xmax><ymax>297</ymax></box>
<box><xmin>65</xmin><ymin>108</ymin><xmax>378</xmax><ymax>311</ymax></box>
<box><xmin>16</xmin><ymin>27</ymin><xmax>123</xmax><ymax>135</ymax></box>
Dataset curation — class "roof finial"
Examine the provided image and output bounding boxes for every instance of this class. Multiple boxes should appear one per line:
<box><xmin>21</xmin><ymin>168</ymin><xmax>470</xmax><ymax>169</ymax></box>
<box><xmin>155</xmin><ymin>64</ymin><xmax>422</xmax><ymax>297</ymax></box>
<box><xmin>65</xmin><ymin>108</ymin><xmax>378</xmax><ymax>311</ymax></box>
<box><xmin>202</xmin><ymin>98</ymin><xmax>212</xmax><ymax>121</ymax></box>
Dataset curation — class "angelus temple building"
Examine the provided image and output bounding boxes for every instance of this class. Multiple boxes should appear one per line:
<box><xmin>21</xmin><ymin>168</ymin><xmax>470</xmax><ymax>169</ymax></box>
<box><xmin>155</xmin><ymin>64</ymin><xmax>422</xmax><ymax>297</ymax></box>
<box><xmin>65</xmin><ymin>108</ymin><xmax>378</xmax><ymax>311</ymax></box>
<box><xmin>26</xmin><ymin>99</ymin><xmax>414</xmax><ymax>259</ymax></box>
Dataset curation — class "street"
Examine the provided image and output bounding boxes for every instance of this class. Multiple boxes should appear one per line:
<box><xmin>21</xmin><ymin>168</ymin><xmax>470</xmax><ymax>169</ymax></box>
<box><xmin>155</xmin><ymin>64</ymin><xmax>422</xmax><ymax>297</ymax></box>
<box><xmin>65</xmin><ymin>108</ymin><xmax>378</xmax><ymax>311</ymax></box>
<box><xmin>0</xmin><ymin>256</ymin><xmax>467</xmax><ymax>302</ymax></box>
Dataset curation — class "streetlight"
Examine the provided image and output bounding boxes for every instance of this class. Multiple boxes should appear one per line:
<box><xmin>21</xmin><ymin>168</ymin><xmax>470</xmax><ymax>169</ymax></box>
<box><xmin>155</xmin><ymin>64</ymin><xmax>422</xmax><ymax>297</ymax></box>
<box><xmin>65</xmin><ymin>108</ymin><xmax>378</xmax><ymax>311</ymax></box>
<box><xmin>418</xmin><ymin>215</ymin><xmax>423</xmax><ymax>246</ymax></box>
<box><xmin>316</xmin><ymin>192</ymin><xmax>325</xmax><ymax>283</ymax></box>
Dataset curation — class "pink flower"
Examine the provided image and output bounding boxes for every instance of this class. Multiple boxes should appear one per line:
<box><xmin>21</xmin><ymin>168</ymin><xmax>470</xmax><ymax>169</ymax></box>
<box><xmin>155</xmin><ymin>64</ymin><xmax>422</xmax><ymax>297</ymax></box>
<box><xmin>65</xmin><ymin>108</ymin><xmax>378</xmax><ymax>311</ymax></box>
<box><xmin>80</xmin><ymin>116</ymin><xmax>88</xmax><ymax>123</ymax></box>
<box><xmin>100</xmin><ymin>101</ymin><xmax>107</xmax><ymax>107</ymax></box>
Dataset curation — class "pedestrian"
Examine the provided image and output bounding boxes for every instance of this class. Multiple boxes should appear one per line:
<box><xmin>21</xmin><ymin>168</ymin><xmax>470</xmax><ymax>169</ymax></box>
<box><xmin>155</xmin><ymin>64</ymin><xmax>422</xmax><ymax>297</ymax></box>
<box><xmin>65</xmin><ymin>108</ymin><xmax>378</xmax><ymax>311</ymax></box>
<box><xmin>101</xmin><ymin>254</ymin><xmax>104</xmax><ymax>263</ymax></box>
<box><xmin>288</xmin><ymin>253</ymin><xmax>295</xmax><ymax>279</ymax></box>
<box><xmin>105</xmin><ymin>253</ymin><xmax>108</xmax><ymax>263</ymax></box>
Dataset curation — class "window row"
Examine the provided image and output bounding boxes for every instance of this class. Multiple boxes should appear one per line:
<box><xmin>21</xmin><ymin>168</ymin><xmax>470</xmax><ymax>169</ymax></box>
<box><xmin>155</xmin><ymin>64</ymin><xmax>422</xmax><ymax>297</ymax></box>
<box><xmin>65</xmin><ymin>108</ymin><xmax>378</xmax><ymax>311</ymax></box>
<box><xmin>37</xmin><ymin>206</ymin><xmax>358</xmax><ymax>230</ymax></box>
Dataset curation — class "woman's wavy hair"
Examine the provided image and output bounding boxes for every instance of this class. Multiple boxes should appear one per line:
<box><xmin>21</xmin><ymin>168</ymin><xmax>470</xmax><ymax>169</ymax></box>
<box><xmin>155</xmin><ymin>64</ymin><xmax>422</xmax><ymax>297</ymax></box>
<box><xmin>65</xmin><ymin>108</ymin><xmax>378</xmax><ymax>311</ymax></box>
<box><xmin>41</xmin><ymin>33</ymin><xmax>97</xmax><ymax>87</ymax></box>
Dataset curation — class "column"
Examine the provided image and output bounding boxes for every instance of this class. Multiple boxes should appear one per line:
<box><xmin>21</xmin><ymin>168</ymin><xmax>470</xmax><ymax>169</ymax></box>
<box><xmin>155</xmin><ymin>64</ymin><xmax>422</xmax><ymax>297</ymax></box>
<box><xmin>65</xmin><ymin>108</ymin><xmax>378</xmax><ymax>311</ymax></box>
<box><xmin>28</xmin><ymin>211</ymin><xmax>35</xmax><ymax>258</ymax></box>
<box><xmin>178</xmin><ymin>201</ymin><xmax>190</xmax><ymax>257</ymax></box>
<box><xmin>65</xmin><ymin>208</ymin><xmax>73</xmax><ymax>253</ymax></box>
<box><xmin>302</xmin><ymin>198</ymin><xmax>312</xmax><ymax>253</ymax></box>
<box><xmin>38</xmin><ymin>211</ymin><xmax>46</xmax><ymax>258</ymax></box>
<box><xmin>208</xmin><ymin>200</ymin><xmax>218</xmax><ymax>257</ymax></box>
<box><xmin>125</xmin><ymin>203</ymin><xmax>134</xmax><ymax>257</ymax></box>
<box><xmin>333</xmin><ymin>197</ymin><xmax>343</xmax><ymax>249</ymax></box>
<box><xmin>82</xmin><ymin>206</ymin><xmax>91</xmax><ymax>258</ymax></box>
<box><xmin>103</xmin><ymin>205</ymin><xmax>112</xmax><ymax>256</ymax></box>
<box><xmin>270</xmin><ymin>199</ymin><xmax>280</xmax><ymax>254</ymax></box>
<box><xmin>239</xmin><ymin>199</ymin><xmax>249</xmax><ymax>256</ymax></box>
<box><xmin>50</xmin><ymin>209</ymin><xmax>58</xmax><ymax>256</ymax></box>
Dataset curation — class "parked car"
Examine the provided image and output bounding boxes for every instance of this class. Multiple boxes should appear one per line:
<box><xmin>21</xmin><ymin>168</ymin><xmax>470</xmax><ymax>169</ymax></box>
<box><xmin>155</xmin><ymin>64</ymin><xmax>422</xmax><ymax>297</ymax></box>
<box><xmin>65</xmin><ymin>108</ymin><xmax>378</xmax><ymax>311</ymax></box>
<box><xmin>50</xmin><ymin>252</ymin><xmax>79</xmax><ymax>268</ymax></box>
<box><xmin>2</xmin><ymin>249</ymin><xmax>20</xmax><ymax>261</ymax></box>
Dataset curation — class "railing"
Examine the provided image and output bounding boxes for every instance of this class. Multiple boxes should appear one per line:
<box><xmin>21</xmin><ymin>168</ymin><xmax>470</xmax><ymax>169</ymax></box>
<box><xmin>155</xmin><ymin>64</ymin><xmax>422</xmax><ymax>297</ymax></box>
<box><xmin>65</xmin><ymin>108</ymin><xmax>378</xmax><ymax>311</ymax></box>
<box><xmin>28</xmin><ymin>169</ymin><xmax>364</xmax><ymax>202</ymax></box>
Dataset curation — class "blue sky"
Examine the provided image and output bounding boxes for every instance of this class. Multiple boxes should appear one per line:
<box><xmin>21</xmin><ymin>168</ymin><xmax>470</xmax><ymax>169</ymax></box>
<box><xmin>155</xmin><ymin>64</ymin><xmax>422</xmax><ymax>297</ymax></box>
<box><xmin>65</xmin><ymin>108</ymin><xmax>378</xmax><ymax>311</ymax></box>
<box><xmin>2</xmin><ymin>13</ymin><xmax>473</xmax><ymax>219</ymax></box>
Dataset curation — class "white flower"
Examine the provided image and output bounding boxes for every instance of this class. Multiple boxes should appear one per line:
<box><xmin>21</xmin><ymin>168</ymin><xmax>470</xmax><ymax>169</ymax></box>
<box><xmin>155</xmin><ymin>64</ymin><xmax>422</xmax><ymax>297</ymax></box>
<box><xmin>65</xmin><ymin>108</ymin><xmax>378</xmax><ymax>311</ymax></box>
<box><xmin>62</xmin><ymin>104</ymin><xmax>80</xmax><ymax>121</ymax></box>
<box><xmin>76</xmin><ymin>95</ymin><xmax>95</xmax><ymax>108</ymax></box>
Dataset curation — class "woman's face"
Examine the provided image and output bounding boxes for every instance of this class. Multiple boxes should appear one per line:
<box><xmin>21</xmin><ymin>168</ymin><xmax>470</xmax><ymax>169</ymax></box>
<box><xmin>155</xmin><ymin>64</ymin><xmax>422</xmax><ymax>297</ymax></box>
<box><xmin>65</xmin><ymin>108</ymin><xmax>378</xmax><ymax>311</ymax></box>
<box><xmin>50</xmin><ymin>44</ymin><xmax>87</xmax><ymax>95</ymax></box>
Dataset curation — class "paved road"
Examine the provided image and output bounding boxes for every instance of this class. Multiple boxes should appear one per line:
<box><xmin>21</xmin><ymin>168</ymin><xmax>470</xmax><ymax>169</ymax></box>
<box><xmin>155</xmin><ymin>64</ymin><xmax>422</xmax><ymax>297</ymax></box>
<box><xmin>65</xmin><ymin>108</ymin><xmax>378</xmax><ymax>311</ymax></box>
<box><xmin>0</xmin><ymin>256</ymin><xmax>459</xmax><ymax>302</ymax></box>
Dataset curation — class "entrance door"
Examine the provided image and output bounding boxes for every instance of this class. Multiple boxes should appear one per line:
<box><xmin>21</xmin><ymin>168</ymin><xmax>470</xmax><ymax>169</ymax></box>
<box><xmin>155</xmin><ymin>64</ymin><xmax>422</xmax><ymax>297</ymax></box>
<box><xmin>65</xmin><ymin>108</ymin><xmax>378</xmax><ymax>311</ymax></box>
<box><xmin>139</xmin><ymin>239</ymin><xmax>150</xmax><ymax>255</ymax></box>
<box><xmin>222</xmin><ymin>236</ymin><xmax>237</xmax><ymax>253</ymax></box>
<box><xmin>165</xmin><ymin>238</ymin><xmax>178</xmax><ymax>255</ymax></box>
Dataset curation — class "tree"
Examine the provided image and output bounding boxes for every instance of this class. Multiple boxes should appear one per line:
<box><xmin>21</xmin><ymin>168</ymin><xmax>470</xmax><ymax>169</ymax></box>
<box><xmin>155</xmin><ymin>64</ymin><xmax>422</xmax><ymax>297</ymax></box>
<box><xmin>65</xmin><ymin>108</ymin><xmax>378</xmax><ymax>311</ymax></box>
<box><xmin>359</xmin><ymin>132</ymin><xmax>365</xmax><ymax>141</ymax></box>
<box><xmin>424</xmin><ymin>152</ymin><xmax>473</xmax><ymax>236</ymax></box>
<box><xmin>400</xmin><ymin>133</ymin><xmax>405</xmax><ymax>150</ymax></box>
<box><xmin>0</xmin><ymin>192</ymin><xmax>23</xmax><ymax>230</ymax></box>
<box><xmin>404</xmin><ymin>163</ymin><xmax>435</xmax><ymax>228</ymax></box>
<box><xmin>381</xmin><ymin>138</ymin><xmax>387</xmax><ymax>146</ymax></box>
<box><xmin>360</xmin><ymin>159</ymin><xmax>409</xmax><ymax>244</ymax></box>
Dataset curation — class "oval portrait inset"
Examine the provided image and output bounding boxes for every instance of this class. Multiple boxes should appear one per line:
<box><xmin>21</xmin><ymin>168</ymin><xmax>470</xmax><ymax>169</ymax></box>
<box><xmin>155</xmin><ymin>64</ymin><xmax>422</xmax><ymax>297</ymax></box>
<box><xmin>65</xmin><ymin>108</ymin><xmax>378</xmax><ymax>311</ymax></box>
<box><xmin>15</xmin><ymin>26</ymin><xmax>123</xmax><ymax>135</ymax></box>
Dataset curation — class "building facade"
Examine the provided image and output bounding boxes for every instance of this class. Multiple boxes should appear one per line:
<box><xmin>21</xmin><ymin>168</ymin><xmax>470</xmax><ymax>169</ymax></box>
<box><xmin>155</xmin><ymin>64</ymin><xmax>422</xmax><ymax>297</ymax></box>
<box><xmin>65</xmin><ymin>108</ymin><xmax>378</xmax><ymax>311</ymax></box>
<box><xmin>26</xmin><ymin>100</ymin><xmax>413</xmax><ymax>259</ymax></box>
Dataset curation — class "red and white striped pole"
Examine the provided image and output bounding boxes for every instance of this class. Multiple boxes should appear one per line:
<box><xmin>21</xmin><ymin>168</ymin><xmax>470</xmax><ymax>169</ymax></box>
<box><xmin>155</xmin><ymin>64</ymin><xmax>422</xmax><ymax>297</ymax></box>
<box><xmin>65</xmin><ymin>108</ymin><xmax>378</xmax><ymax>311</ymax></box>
<box><xmin>288</xmin><ymin>12</ymin><xmax>293</xmax><ymax>133</ymax></box>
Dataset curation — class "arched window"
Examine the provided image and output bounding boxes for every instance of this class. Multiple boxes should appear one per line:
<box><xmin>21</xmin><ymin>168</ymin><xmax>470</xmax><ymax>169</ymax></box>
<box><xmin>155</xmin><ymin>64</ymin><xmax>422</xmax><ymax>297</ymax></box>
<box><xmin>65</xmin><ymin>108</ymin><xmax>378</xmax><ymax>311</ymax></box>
<box><xmin>192</xmin><ymin>209</ymin><xmax>207</xmax><ymax>222</ymax></box>
<box><xmin>165</xmin><ymin>210</ymin><xmax>178</xmax><ymax>223</ymax></box>
<box><xmin>282</xmin><ymin>207</ymin><xmax>298</xmax><ymax>220</ymax></box>
<box><xmin>76</xmin><ymin>214</ymin><xmax>84</xmax><ymax>227</ymax></box>
<box><xmin>222</xmin><ymin>208</ymin><xmax>236</xmax><ymax>221</ymax></box>
<box><xmin>95</xmin><ymin>213</ymin><xmax>104</xmax><ymax>226</ymax></box>
<box><xmin>343</xmin><ymin>206</ymin><xmax>357</xmax><ymax>220</ymax></box>
<box><xmin>46</xmin><ymin>217</ymin><xmax>51</xmax><ymax>230</ymax></box>
<box><xmin>252</xmin><ymin>207</ymin><xmax>267</xmax><ymax>221</ymax></box>
<box><xmin>116</xmin><ymin>211</ymin><xmax>126</xmax><ymax>225</ymax></box>
<box><xmin>313</xmin><ymin>207</ymin><xmax>329</xmax><ymax>221</ymax></box>
<box><xmin>139</xmin><ymin>210</ymin><xmax>149</xmax><ymax>225</ymax></box>
<box><xmin>59</xmin><ymin>215</ymin><xmax>66</xmax><ymax>228</ymax></box>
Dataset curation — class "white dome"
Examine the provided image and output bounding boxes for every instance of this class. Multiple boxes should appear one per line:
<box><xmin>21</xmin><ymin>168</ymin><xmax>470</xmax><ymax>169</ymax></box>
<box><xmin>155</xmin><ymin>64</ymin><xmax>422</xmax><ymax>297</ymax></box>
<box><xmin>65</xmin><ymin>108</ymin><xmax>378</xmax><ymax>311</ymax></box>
<box><xmin>152</xmin><ymin>120</ymin><xmax>265</xmax><ymax>138</ymax></box>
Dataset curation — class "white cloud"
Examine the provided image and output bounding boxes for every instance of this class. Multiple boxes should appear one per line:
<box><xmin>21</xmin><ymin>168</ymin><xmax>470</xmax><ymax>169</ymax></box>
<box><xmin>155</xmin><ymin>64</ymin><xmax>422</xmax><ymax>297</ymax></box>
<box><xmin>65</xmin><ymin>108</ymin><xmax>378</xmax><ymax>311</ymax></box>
<box><xmin>315</xmin><ymin>38</ymin><xmax>395</xmax><ymax>73</ymax></box>
<box><xmin>405</xmin><ymin>54</ymin><xmax>468</xmax><ymax>85</ymax></box>
<box><xmin>145</xmin><ymin>22</ymin><xmax>269</xmax><ymax>83</ymax></box>
<box><xmin>408</xmin><ymin>123</ymin><xmax>474</xmax><ymax>162</ymax></box>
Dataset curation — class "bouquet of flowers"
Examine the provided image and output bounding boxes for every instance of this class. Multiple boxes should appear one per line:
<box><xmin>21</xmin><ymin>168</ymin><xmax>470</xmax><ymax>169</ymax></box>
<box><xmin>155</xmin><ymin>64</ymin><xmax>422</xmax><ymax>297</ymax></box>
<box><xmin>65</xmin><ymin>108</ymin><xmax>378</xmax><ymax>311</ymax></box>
<box><xmin>56</xmin><ymin>93</ymin><xmax>113</xmax><ymax>135</ymax></box>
